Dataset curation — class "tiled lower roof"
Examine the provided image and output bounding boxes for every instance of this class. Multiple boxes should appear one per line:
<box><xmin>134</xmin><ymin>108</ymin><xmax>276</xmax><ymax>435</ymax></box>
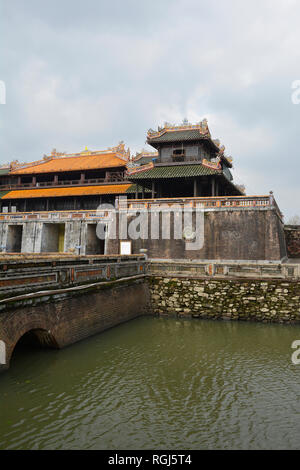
<box><xmin>128</xmin><ymin>164</ymin><xmax>220</xmax><ymax>180</ymax></box>
<box><xmin>2</xmin><ymin>184</ymin><xmax>131</xmax><ymax>199</ymax></box>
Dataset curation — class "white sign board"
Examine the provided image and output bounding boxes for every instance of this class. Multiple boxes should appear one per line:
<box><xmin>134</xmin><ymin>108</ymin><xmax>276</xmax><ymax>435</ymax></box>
<box><xmin>120</xmin><ymin>241</ymin><xmax>131</xmax><ymax>255</ymax></box>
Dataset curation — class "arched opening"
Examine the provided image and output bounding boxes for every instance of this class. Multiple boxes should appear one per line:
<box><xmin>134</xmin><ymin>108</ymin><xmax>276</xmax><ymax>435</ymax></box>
<box><xmin>10</xmin><ymin>329</ymin><xmax>59</xmax><ymax>366</ymax></box>
<box><xmin>16</xmin><ymin>329</ymin><xmax>58</xmax><ymax>349</ymax></box>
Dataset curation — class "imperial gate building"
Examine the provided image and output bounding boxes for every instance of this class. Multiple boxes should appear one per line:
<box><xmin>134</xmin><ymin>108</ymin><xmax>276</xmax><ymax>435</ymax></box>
<box><xmin>0</xmin><ymin>121</ymin><xmax>287</xmax><ymax>260</ymax></box>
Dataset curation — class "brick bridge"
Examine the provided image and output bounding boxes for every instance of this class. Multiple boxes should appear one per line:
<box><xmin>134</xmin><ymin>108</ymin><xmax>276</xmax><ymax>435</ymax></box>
<box><xmin>0</xmin><ymin>254</ymin><xmax>149</xmax><ymax>372</ymax></box>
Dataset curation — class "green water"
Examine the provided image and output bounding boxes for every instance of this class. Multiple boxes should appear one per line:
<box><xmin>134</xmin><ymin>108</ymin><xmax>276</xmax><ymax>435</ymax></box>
<box><xmin>0</xmin><ymin>316</ymin><xmax>299</xmax><ymax>450</ymax></box>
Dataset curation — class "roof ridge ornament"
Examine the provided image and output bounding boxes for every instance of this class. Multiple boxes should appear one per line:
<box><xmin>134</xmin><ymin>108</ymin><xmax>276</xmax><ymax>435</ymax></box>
<box><xmin>82</xmin><ymin>146</ymin><xmax>91</xmax><ymax>155</ymax></box>
<box><xmin>202</xmin><ymin>158</ymin><xmax>222</xmax><ymax>170</ymax></box>
<box><xmin>147</xmin><ymin>119</ymin><xmax>211</xmax><ymax>139</ymax></box>
<box><xmin>50</xmin><ymin>148</ymin><xmax>66</xmax><ymax>158</ymax></box>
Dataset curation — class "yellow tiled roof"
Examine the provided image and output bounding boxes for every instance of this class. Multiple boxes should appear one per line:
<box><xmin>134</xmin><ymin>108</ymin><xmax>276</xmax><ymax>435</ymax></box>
<box><xmin>10</xmin><ymin>153</ymin><xmax>126</xmax><ymax>175</ymax></box>
<box><xmin>2</xmin><ymin>184</ymin><xmax>131</xmax><ymax>199</ymax></box>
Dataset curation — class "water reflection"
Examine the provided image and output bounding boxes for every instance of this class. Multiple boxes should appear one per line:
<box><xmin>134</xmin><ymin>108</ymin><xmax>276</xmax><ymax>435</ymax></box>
<box><xmin>0</xmin><ymin>317</ymin><xmax>299</xmax><ymax>449</ymax></box>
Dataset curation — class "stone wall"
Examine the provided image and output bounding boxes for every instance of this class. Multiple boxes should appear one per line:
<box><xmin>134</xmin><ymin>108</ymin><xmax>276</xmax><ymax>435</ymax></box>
<box><xmin>0</xmin><ymin>202</ymin><xmax>287</xmax><ymax>261</ymax></box>
<box><xmin>107</xmin><ymin>206</ymin><xmax>287</xmax><ymax>261</ymax></box>
<box><xmin>148</xmin><ymin>276</ymin><xmax>300</xmax><ymax>324</ymax></box>
<box><xmin>284</xmin><ymin>225</ymin><xmax>300</xmax><ymax>258</ymax></box>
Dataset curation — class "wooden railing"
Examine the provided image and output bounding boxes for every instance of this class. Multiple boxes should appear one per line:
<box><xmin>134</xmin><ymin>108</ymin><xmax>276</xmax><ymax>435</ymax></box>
<box><xmin>0</xmin><ymin>176</ymin><xmax>125</xmax><ymax>190</ymax></box>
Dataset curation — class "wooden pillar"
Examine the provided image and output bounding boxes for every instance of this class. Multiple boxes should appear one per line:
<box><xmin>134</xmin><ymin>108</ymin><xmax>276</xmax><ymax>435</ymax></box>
<box><xmin>46</xmin><ymin>199</ymin><xmax>49</xmax><ymax>211</ymax></box>
<box><xmin>32</xmin><ymin>176</ymin><xmax>36</xmax><ymax>186</ymax></box>
<box><xmin>54</xmin><ymin>174</ymin><xmax>58</xmax><ymax>185</ymax></box>
<box><xmin>215</xmin><ymin>179</ymin><xmax>219</xmax><ymax>197</ymax></box>
<box><xmin>211</xmin><ymin>177</ymin><xmax>215</xmax><ymax>197</ymax></box>
<box><xmin>80</xmin><ymin>172</ymin><xmax>85</xmax><ymax>183</ymax></box>
<box><xmin>17</xmin><ymin>176</ymin><xmax>21</xmax><ymax>186</ymax></box>
<box><xmin>135</xmin><ymin>186</ymin><xmax>138</xmax><ymax>199</ymax></box>
<box><xmin>151</xmin><ymin>181</ymin><xmax>155</xmax><ymax>199</ymax></box>
<box><xmin>198</xmin><ymin>181</ymin><xmax>202</xmax><ymax>197</ymax></box>
<box><xmin>142</xmin><ymin>185</ymin><xmax>145</xmax><ymax>199</ymax></box>
<box><xmin>193</xmin><ymin>178</ymin><xmax>197</xmax><ymax>197</ymax></box>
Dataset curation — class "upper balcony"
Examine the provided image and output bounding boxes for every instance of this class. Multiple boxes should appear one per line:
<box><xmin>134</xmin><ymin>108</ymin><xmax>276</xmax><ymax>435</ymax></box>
<box><xmin>0</xmin><ymin>172</ymin><xmax>126</xmax><ymax>191</ymax></box>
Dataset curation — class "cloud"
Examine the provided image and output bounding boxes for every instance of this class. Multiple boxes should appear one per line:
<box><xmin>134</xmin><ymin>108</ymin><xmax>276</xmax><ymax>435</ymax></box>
<box><xmin>1</xmin><ymin>0</ymin><xmax>300</xmax><ymax>218</ymax></box>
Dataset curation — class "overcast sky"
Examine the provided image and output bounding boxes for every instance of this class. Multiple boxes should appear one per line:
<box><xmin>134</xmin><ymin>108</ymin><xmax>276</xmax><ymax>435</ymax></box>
<box><xmin>1</xmin><ymin>0</ymin><xmax>300</xmax><ymax>219</ymax></box>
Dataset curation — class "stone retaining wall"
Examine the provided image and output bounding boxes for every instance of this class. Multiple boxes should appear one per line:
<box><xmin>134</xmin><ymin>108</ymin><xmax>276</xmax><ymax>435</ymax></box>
<box><xmin>148</xmin><ymin>276</ymin><xmax>300</xmax><ymax>324</ymax></box>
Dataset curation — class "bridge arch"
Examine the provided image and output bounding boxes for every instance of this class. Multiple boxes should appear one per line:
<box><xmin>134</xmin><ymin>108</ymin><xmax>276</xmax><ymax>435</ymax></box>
<box><xmin>16</xmin><ymin>328</ymin><xmax>59</xmax><ymax>348</ymax></box>
<box><xmin>9</xmin><ymin>328</ymin><xmax>59</xmax><ymax>367</ymax></box>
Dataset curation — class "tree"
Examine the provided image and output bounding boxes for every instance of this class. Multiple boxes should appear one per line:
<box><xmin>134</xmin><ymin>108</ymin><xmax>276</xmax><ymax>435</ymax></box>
<box><xmin>287</xmin><ymin>215</ymin><xmax>300</xmax><ymax>225</ymax></box>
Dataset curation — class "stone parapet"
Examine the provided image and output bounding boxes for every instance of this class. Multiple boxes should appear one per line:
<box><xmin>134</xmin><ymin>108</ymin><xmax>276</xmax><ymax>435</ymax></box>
<box><xmin>0</xmin><ymin>254</ymin><xmax>147</xmax><ymax>299</ymax></box>
<box><xmin>148</xmin><ymin>259</ymin><xmax>300</xmax><ymax>280</ymax></box>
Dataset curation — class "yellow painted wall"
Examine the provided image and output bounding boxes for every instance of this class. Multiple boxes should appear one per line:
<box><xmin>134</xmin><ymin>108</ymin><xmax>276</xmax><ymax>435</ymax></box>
<box><xmin>58</xmin><ymin>224</ymin><xmax>65</xmax><ymax>253</ymax></box>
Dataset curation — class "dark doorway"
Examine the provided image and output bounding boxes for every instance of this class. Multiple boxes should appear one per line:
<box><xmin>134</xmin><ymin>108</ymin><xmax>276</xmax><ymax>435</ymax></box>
<box><xmin>6</xmin><ymin>225</ymin><xmax>23</xmax><ymax>252</ymax></box>
<box><xmin>86</xmin><ymin>224</ymin><xmax>105</xmax><ymax>254</ymax></box>
<box><xmin>41</xmin><ymin>223</ymin><xmax>65</xmax><ymax>252</ymax></box>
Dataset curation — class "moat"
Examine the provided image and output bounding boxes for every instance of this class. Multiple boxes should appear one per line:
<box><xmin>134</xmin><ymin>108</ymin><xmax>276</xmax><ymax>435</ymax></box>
<box><xmin>0</xmin><ymin>316</ymin><xmax>299</xmax><ymax>450</ymax></box>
